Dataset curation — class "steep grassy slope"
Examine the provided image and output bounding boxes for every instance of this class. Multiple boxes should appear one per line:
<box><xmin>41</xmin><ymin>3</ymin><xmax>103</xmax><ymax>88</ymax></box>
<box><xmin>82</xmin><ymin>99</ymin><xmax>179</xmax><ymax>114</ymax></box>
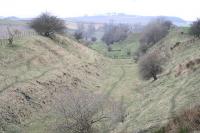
<box><xmin>0</xmin><ymin>35</ymin><xmax>111</xmax><ymax>132</ymax></box>
<box><xmin>111</xmin><ymin>28</ymin><xmax>200</xmax><ymax>132</ymax></box>
<box><xmin>89</xmin><ymin>27</ymin><xmax>200</xmax><ymax>132</ymax></box>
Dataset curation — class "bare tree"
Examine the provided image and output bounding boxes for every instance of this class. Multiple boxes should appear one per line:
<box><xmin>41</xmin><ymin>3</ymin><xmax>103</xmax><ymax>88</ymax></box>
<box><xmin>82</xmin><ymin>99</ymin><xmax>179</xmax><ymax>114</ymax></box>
<box><xmin>138</xmin><ymin>51</ymin><xmax>164</xmax><ymax>81</ymax></box>
<box><xmin>136</xmin><ymin>18</ymin><xmax>172</xmax><ymax>59</ymax></box>
<box><xmin>54</xmin><ymin>90</ymin><xmax>108</xmax><ymax>133</ymax></box>
<box><xmin>102</xmin><ymin>23</ymin><xmax>130</xmax><ymax>46</ymax></box>
<box><xmin>30</xmin><ymin>13</ymin><xmax>66</xmax><ymax>37</ymax></box>
<box><xmin>131</xmin><ymin>23</ymin><xmax>144</xmax><ymax>33</ymax></box>
<box><xmin>86</xmin><ymin>24</ymin><xmax>96</xmax><ymax>40</ymax></box>
<box><xmin>7</xmin><ymin>27</ymin><xmax>15</xmax><ymax>46</ymax></box>
<box><xmin>53</xmin><ymin>90</ymin><xmax>127</xmax><ymax>133</ymax></box>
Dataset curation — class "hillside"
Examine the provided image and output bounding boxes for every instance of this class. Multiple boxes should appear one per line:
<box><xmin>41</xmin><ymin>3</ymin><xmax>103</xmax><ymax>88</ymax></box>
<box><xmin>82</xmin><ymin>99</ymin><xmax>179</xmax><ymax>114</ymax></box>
<box><xmin>86</xmin><ymin>27</ymin><xmax>200</xmax><ymax>132</ymax></box>
<box><xmin>104</xmin><ymin>28</ymin><xmax>200</xmax><ymax>132</ymax></box>
<box><xmin>0</xmin><ymin>35</ymin><xmax>111</xmax><ymax>132</ymax></box>
<box><xmin>0</xmin><ymin>27</ymin><xmax>200</xmax><ymax>132</ymax></box>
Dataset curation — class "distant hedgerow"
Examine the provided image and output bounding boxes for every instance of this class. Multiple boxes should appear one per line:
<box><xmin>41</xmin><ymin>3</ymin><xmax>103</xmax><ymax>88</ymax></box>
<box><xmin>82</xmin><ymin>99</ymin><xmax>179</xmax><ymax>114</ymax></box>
<box><xmin>135</xmin><ymin>18</ymin><xmax>172</xmax><ymax>61</ymax></box>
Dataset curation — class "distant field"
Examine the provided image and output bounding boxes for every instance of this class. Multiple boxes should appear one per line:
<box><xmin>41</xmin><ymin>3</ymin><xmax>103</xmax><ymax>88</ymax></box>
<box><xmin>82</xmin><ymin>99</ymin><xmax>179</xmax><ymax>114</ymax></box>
<box><xmin>89</xmin><ymin>33</ymin><xmax>140</xmax><ymax>59</ymax></box>
<box><xmin>0</xmin><ymin>19</ymin><xmax>33</xmax><ymax>39</ymax></box>
<box><xmin>65</xmin><ymin>20</ymin><xmax>104</xmax><ymax>30</ymax></box>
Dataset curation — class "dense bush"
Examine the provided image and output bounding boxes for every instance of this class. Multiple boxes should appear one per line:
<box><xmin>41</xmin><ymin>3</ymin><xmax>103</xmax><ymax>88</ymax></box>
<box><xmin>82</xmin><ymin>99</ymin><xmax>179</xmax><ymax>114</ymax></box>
<box><xmin>86</xmin><ymin>24</ymin><xmax>96</xmax><ymax>40</ymax></box>
<box><xmin>91</xmin><ymin>37</ymin><xmax>97</xmax><ymax>42</ymax></box>
<box><xmin>135</xmin><ymin>19</ymin><xmax>172</xmax><ymax>60</ymax></box>
<box><xmin>189</xmin><ymin>19</ymin><xmax>200</xmax><ymax>37</ymax></box>
<box><xmin>30</xmin><ymin>13</ymin><xmax>66</xmax><ymax>37</ymax></box>
<box><xmin>102</xmin><ymin>24</ymin><xmax>130</xmax><ymax>45</ymax></box>
<box><xmin>74</xmin><ymin>31</ymin><xmax>83</xmax><ymax>41</ymax></box>
<box><xmin>138</xmin><ymin>51</ymin><xmax>164</xmax><ymax>81</ymax></box>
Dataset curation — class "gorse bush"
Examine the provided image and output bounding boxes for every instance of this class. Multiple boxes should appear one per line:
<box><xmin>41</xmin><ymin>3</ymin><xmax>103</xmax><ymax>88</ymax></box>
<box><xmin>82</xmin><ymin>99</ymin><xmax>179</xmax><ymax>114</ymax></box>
<box><xmin>30</xmin><ymin>13</ymin><xmax>66</xmax><ymax>37</ymax></box>
<box><xmin>189</xmin><ymin>18</ymin><xmax>200</xmax><ymax>37</ymax></box>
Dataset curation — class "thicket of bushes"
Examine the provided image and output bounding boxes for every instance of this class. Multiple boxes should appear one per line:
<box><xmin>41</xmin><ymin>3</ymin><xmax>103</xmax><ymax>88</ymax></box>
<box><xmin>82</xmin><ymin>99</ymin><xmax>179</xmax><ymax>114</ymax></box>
<box><xmin>134</xmin><ymin>19</ymin><xmax>172</xmax><ymax>61</ymax></box>
<box><xmin>74</xmin><ymin>23</ymin><xmax>96</xmax><ymax>42</ymax></box>
<box><xmin>102</xmin><ymin>24</ymin><xmax>130</xmax><ymax>46</ymax></box>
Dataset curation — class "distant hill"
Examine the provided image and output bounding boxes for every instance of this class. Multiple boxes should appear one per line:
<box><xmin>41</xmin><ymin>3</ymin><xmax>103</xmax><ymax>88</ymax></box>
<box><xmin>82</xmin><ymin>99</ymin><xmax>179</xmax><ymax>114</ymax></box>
<box><xmin>66</xmin><ymin>14</ymin><xmax>191</xmax><ymax>26</ymax></box>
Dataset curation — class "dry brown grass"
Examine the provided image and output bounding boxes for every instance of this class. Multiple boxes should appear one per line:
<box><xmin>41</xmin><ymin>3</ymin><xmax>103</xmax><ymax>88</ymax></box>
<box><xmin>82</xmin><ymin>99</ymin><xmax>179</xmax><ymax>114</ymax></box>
<box><xmin>174</xmin><ymin>57</ymin><xmax>200</xmax><ymax>77</ymax></box>
<box><xmin>161</xmin><ymin>106</ymin><xmax>200</xmax><ymax>133</ymax></box>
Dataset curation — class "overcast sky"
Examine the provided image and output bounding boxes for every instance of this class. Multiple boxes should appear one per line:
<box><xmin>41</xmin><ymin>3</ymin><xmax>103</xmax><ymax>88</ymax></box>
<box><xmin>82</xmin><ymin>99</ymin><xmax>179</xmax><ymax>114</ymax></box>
<box><xmin>0</xmin><ymin>0</ymin><xmax>199</xmax><ymax>21</ymax></box>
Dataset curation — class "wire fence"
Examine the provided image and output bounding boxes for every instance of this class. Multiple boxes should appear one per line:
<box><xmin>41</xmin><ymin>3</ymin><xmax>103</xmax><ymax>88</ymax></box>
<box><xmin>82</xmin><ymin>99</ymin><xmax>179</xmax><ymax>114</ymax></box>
<box><xmin>0</xmin><ymin>31</ymin><xmax>38</xmax><ymax>46</ymax></box>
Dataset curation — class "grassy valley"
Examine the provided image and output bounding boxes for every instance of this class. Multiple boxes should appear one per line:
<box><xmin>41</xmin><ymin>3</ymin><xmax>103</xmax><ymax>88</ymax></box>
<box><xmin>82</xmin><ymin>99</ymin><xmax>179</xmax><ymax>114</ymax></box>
<box><xmin>0</xmin><ymin>17</ymin><xmax>200</xmax><ymax>133</ymax></box>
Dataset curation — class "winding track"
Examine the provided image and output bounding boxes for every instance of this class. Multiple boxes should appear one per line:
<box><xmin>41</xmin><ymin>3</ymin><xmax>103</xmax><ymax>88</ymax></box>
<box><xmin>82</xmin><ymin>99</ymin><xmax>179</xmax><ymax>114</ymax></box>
<box><xmin>106</xmin><ymin>65</ymin><xmax>126</xmax><ymax>96</ymax></box>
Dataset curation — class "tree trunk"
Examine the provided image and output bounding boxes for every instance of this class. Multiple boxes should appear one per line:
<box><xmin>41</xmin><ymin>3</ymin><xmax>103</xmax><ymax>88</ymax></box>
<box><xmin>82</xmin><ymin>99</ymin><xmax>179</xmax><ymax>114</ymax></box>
<box><xmin>152</xmin><ymin>74</ymin><xmax>157</xmax><ymax>81</ymax></box>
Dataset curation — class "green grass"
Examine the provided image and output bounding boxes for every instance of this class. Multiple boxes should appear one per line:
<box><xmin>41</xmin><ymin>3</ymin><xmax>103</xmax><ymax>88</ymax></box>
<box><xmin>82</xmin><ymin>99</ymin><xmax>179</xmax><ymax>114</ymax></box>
<box><xmin>90</xmin><ymin>27</ymin><xmax>200</xmax><ymax>132</ymax></box>
<box><xmin>0</xmin><ymin>19</ymin><xmax>27</xmax><ymax>25</ymax></box>
<box><xmin>89</xmin><ymin>33</ymin><xmax>139</xmax><ymax>59</ymax></box>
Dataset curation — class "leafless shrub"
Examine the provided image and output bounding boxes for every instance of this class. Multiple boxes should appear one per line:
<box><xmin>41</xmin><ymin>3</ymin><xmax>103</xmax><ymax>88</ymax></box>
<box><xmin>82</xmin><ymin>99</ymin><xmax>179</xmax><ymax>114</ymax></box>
<box><xmin>102</xmin><ymin>23</ymin><xmax>130</xmax><ymax>45</ymax></box>
<box><xmin>130</xmin><ymin>23</ymin><xmax>144</xmax><ymax>33</ymax></box>
<box><xmin>53</xmin><ymin>90</ymin><xmax>107</xmax><ymax>133</ymax></box>
<box><xmin>74</xmin><ymin>23</ymin><xmax>95</xmax><ymax>41</ymax></box>
<box><xmin>52</xmin><ymin>90</ymin><xmax>127</xmax><ymax>133</ymax></box>
<box><xmin>86</xmin><ymin>24</ymin><xmax>96</xmax><ymax>40</ymax></box>
<box><xmin>7</xmin><ymin>27</ymin><xmax>16</xmax><ymax>46</ymax></box>
<box><xmin>136</xmin><ymin>18</ymin><xmax>172</xmax><ymax>58</ymax></box>
<box><xmin>155</xmin><ymin>105</ymin><xmax>200</xmax><ymax>133</ymax></box>
<box><xmin>138</xmin><ymin>51</ymin><xmax>165</xmax><ymax>81</ymax></box>
<box><xmin>30</xmin><ymin>13</ymin><xmax>66</xmax><ymax>38</ymax></box>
